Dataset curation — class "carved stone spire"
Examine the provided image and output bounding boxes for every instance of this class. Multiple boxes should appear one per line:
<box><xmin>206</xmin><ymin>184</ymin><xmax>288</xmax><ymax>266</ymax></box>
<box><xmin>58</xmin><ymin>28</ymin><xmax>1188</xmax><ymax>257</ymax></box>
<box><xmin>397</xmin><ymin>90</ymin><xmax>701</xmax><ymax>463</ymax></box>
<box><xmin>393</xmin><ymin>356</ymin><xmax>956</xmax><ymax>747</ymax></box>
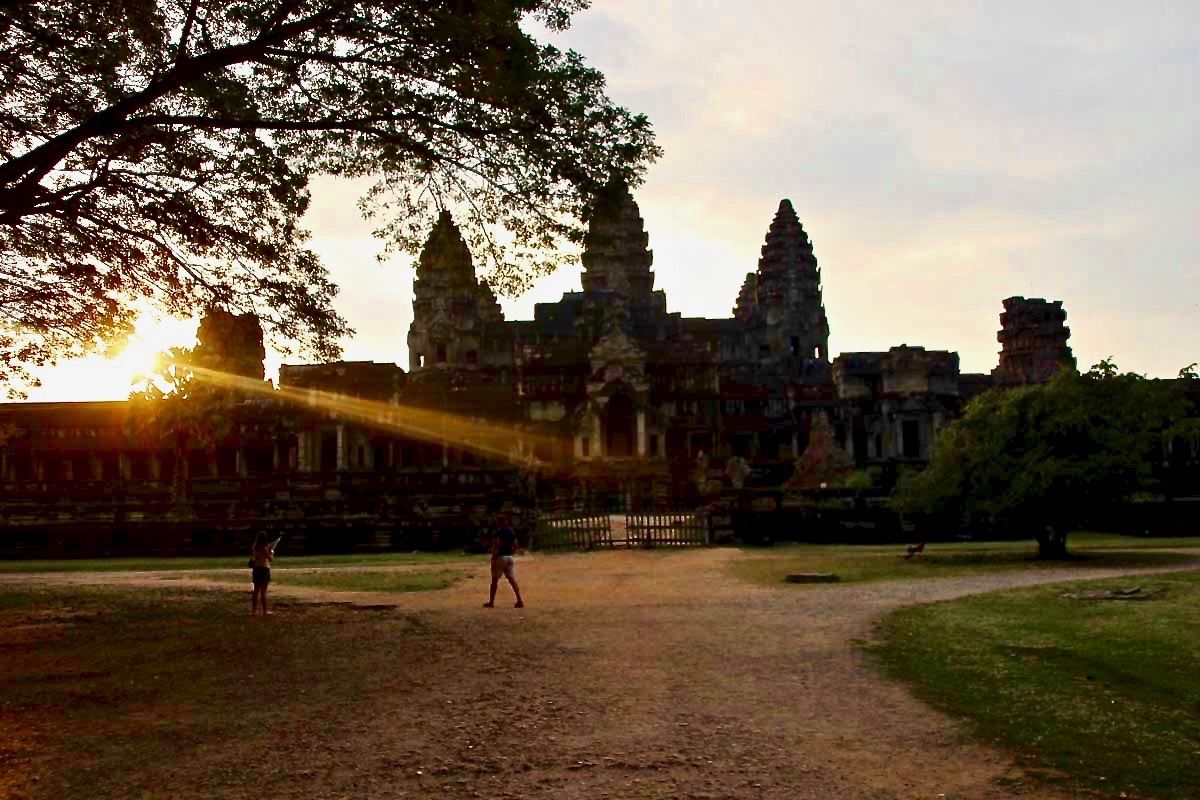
<box><xmin>992</xmin><ymin>296</ymin><xmax>1076</xmax><ymax>385</ymax></box>
<box><xmin>580</xmin><ymin>179</ymin><xmax>654</xmax><ymax>300</ymax></box>
<box><xmin>733</xmin><ymin>272</ymin><xmax>758</xmax><ymax>321</ymax></box>
<box><xmin>753</xmin><ymin>199</ymin><xmax>830</xmax><ymax>369</ymax></box>
<box><xmin>415</xmin><ymin>210</ymin><xmax>474</xmax><ymax>287</ymax></box>
<box><xmin>476</xmin><ymin>279</ymin><xmax>503</xmax><ymax>324</ymax></box>
<box><xmin>408</xmin><ymin>211</ymin><xmax>504</xmax><ymax>372</ymax></box>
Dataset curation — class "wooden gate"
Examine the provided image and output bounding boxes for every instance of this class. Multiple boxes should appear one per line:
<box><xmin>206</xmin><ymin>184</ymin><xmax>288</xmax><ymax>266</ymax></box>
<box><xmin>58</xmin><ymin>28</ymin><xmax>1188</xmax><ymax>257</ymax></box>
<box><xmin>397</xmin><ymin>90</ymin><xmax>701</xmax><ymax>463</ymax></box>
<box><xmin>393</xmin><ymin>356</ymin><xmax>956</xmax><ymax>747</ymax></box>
<box><xmin>532</xmin><ymin>509</ymin><xmax>614</xmax><ymax>551</ymax></box>
<box><xmin>624</xmin><ymin>511</ymin><xmax>709</xmax><ymax>548</ymax></box>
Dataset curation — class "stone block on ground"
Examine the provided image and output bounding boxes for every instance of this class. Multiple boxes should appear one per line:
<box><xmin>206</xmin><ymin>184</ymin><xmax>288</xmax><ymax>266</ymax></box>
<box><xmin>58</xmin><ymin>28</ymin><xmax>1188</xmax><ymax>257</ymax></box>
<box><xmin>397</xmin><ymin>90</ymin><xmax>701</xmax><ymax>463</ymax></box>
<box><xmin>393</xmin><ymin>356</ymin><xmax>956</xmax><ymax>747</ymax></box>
<box><xmin>785</xmin><ymin>573</ymin><xmax>840</xmax><ymax>584</ymax></box>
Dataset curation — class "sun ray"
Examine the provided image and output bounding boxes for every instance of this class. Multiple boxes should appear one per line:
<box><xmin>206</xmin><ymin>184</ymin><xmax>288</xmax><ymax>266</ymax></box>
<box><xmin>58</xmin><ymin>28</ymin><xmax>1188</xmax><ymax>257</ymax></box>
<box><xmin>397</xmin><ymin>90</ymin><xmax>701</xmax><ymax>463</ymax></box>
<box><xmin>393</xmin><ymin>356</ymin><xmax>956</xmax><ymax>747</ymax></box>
<box><xmin>187</xmin><ymin>365</ymin><xmax>566</xmax><ymax>468</ymax></box>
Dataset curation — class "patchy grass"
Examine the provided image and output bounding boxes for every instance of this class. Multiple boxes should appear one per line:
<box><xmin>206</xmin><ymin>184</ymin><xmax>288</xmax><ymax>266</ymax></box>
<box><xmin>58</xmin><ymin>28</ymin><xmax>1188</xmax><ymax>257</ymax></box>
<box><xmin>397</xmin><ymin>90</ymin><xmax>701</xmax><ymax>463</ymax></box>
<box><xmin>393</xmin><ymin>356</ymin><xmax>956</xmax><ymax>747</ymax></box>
<box><xmin>0</xmin><ymin>585</ymin><xmax>434</xmax><ymax>800</ymax></box>
<box><xmin>260</xmin><ymin>567</ymin><xmax>469</xmax><ymax>593</ymax></box>
<box><xmin>1061</xmin><ymin>531</ymin><xmax>1200</xmax><ymax>550</ymax></box>
<box><xmin>0</xmin><ymin>549</ymin><xmax>473</xmax><ymax>574</ymax></box>
<box><xmin>870</xmin><ymin>571</ymin><xmax>1200</xmax><ymax>800</ymax></box>
<box><xmin>731</xmin><ymin>532</ymin><xmax>1200</xmax><ymax>587</ymax></box>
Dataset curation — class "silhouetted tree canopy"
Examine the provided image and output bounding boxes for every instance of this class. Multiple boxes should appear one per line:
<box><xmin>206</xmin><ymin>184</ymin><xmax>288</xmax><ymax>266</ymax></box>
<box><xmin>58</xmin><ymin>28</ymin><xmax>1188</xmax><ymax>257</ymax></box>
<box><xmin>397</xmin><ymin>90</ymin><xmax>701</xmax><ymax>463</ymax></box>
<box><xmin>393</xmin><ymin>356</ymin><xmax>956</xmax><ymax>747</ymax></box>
<box><xmin>896</xmin><ymin>360</ymin><xmax>1199</xmax><ymax>558</ymax></box>
<box><xmin>0</xmin><ymin>0</ymin><xmax>660</xmax><ymax>394</ymax></box>
<box><xmin>127</xmin><ymin>311</ymin><xmax>269</xmax><ymax>496</ymax></box>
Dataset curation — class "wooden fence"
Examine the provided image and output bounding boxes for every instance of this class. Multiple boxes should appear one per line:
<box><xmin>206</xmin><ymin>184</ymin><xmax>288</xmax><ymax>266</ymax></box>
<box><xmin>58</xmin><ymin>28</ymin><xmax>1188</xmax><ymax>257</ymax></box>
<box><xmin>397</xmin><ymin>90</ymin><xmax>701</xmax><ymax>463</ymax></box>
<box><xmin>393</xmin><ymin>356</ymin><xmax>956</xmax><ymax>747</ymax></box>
<box><xmin>532</xmin><ymin>511</ymin><xmax>614</xmax><ymax>551</ymax></box>
<box><xmin>625</xmin><ymin>512</ymin><xmax>709</xmax><ymax>548</ymax></box>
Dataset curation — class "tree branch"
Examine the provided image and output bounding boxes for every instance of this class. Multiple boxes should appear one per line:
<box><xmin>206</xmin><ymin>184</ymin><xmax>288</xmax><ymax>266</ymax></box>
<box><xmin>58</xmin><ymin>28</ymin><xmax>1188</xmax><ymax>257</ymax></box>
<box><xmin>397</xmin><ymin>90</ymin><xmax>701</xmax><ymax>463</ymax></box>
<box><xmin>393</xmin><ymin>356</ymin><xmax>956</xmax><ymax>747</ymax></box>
<box><xmin>0</xmin><ymin>7</ymin><xmax>336</xmax><ymax>204</ymax></box>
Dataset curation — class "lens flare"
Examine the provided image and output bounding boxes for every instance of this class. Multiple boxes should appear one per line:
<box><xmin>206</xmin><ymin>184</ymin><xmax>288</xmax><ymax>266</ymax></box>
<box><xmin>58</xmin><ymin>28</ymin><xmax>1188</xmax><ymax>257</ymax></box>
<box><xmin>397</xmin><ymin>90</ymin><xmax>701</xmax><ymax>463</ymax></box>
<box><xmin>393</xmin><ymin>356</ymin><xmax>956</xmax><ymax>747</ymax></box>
<box><xmin>187</xmin><ymin>365</ymin><xmax>567</xmax><ymax>467</ymax></box>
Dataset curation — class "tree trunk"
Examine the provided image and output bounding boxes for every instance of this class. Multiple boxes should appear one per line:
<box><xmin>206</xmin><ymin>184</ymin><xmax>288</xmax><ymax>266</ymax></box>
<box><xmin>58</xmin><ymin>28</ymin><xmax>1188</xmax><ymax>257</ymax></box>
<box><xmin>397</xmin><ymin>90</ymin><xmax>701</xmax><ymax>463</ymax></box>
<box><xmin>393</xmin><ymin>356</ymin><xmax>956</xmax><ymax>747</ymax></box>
<box><xmin>1036</xmin><ymin>525</ymin><xmax>1070</xmax><ymax>559</ymax></box>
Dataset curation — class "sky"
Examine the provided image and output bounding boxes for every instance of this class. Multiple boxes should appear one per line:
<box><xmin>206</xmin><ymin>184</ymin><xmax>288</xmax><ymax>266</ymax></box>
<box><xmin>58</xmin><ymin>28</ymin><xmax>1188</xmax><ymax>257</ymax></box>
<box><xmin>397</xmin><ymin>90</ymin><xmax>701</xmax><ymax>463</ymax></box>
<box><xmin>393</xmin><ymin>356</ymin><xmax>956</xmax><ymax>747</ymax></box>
<box><xmin>25</xmin><ymin>0</ymin><xmax>1200</xmax><ymax>401</ymax></box>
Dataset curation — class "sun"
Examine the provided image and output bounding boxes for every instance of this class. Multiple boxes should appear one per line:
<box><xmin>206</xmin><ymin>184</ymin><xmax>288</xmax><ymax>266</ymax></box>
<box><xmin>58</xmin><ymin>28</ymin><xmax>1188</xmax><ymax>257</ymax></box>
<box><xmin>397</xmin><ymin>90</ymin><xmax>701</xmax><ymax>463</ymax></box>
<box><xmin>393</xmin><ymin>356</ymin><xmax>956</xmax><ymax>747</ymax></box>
<box><xmin>112</xmin><ymin>333</ymin><xmax>163</xmax><ymax>385</ymax></box>
<box><xmin>111</xmin><ymin>315</ymin><xmax>200</xmax><ymax>388</ymax></box>
<box><xmin>17</xmin><ymin>314</ymin><xmax>200</xmax><ymax>402</ymax></box>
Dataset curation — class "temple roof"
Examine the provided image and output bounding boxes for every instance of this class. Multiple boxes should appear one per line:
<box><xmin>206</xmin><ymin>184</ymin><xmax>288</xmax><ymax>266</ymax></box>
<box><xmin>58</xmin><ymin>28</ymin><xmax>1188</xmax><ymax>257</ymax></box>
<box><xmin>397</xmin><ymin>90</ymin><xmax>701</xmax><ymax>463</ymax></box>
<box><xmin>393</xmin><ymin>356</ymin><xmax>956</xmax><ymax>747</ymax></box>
<box><xmin>416</xmin><ymin>210</ymin><xmax>475</xmax><ymax>285</ymax></box>
<box><xmin>757</xmin><ymin>199</ymin><xmax>819</xmax><ymax>283</ymax></box>
<box><xmin>580</xmin><ymin>179</ymin><xmax>654</xmax><ymax>299</ymax></box>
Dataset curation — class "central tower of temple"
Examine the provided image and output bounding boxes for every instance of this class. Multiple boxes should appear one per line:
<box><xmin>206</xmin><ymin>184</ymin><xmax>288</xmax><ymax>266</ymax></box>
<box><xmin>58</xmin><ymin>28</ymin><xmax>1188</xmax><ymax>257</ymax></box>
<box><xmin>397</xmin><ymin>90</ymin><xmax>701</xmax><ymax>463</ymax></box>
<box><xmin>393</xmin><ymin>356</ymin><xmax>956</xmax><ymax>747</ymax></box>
<box><xmin>750</xmin><ymin>199</ymin><xmax>831</xmax><ymax>379</ymax></box>
<box><xmin>580</xmin><ymin>180</ymin><xmax>655</xmax><ymax>301</ymax></box>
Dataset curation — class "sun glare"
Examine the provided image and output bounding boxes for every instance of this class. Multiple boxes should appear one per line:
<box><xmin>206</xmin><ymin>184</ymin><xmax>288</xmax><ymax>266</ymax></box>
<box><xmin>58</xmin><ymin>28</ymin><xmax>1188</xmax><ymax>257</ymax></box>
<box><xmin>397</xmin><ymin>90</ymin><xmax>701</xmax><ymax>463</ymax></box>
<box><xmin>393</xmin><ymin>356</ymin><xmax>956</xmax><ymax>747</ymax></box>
<box><xmin>23</xmin><ymin>315</ymin><xmax>200</xmax><ymax>403</ymax></box>
<box><xmin>116</xmin><ymin>316</ymin><xmax>200</xmax><ymax>384</ymax></box>
<box><xmin>113</xmin><ymin>333</ymin><xmax>166</xmax><ymax>385</ymax></box>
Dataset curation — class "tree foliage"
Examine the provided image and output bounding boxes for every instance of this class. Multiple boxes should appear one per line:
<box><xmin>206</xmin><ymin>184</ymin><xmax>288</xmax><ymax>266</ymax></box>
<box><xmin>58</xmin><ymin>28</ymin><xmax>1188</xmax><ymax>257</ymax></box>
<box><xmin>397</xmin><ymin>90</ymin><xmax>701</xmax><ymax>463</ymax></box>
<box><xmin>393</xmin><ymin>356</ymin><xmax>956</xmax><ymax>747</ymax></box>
<box><xmin>126</xmin><ymin>310</ymin><xmax>267</xmax><ymax>494</ymax></box>
<box><xmin>127</xmin><ymin>345</ymin><xmax>226</xmax><ymax>496</ymax></box>
<box><xmin>896</xmin><ymin>361</ymin><xmax>1196</xmax><ymax>557</ymax></box>
<box><xmin>1</xmin><ymin>0</ymin><xmax>660</xmax><ymax>393</ymax></box>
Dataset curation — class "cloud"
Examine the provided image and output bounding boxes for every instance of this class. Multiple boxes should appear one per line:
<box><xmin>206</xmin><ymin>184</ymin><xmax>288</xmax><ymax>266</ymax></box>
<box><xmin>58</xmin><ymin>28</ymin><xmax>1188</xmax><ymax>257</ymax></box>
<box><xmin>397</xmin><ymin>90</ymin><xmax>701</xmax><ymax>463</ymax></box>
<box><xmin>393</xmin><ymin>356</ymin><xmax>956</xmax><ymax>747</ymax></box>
<box><xmin>25</xmin><ymin>0</ymin><xmax>1200</xmax><ymax>400</ymax></box>
<box><xmin>542</xmin><ymin>0</ymin><xmax>1200</xmax><ymax>377</ymax></box>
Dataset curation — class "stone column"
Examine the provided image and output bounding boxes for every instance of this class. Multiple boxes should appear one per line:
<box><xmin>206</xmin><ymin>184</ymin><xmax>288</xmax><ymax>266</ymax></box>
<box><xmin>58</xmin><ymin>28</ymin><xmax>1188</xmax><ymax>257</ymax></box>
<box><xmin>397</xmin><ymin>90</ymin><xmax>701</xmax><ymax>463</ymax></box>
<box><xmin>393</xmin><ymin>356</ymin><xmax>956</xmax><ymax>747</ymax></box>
<box><xmin>636</xmin><ymin>411</ymin><xmax>647</xmax><ymax>457</ymax></box>
<box><xmin>118</xmin><ymin>453</ymin><xmax>132</xmax><ymax>481</ymax></box>
<box><xmin>235</xmin><ymin>448</ymin><xmax>247</xmax><ymax>478</ymax></box>
<box><xmin>336</xmin><ymin>424</ymin><xmax>348</xmax><ymax>471</ymax></box>
<box><xmin>593</xmin><ymin>416</ymin><xmax>603</xmax><ymax>458</ymax></box>
<box><xmin>791</xmin><ymin>431</ymin><xmax>800</xmax><ymax>459</ymax></box>
<box><xmin>148</xmin><ymin>453</ymin><xmax>161</xmax><ymax>481</ymax></box>
<box><xmin>361</xmin><ymin>434</ymin><xmax>374</xmax><ymax>470</ymax></box>
<box><xmin>297</xmin><ymin>431</ymin><xmax>314</xmax><ymax>473</ymax></box>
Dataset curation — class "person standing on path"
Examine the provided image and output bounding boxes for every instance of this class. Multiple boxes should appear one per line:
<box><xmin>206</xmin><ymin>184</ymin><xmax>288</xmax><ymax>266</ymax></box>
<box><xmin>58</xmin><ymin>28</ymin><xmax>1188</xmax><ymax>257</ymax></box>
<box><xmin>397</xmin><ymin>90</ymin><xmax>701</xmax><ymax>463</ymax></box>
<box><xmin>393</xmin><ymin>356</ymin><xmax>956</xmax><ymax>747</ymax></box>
<box><xmin>484</xmin><ymin>514</ymin><xmax>524</xmax><ymax>609</ymax></box>
<box><xmin>250</xmin><ymin>532</ymin><xmax>275</xmax><ymax>616</ymax></box>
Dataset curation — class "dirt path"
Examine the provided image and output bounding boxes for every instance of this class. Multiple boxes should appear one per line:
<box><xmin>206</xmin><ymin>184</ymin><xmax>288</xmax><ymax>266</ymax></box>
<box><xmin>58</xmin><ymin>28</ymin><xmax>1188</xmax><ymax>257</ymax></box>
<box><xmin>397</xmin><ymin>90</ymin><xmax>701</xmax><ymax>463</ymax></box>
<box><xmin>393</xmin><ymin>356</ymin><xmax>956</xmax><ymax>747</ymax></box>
<box><xmin>5</xmin><ymin>550</ymin><xmax>1197</xmax><ymax>799</ymax></box>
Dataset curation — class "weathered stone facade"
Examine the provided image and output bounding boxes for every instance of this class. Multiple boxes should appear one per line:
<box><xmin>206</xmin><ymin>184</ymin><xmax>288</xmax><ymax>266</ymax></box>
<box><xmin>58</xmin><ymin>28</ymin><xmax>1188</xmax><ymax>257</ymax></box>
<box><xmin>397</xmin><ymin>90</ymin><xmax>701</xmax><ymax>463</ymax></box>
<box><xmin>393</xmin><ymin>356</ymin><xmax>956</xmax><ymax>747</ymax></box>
<box><xmin>13</xmin><ymin>185</ymin><xmax>1186</xmax><ymax>554</ymax></box>
<box><xmin>407</xmin><ymin>211</ymin><xmax>511</xmax><ymax>374</ymax></box>
<box><xmin>9</xmin><ymin>188</ymin><xmax>1200</xmax><ymax>556</ymax></box>
<box><xmin>992</xmin><ymin>296</ymin><xmax>1076</xmax><ymax>385</ymax></box>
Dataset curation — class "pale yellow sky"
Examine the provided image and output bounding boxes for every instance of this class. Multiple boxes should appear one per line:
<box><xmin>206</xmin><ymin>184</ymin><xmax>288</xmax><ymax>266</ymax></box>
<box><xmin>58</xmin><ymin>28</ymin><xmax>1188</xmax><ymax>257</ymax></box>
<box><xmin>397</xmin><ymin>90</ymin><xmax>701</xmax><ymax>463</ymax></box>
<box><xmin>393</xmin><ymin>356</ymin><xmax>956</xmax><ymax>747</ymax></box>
<box><xmin>24</xmin><ymin>0</ymin><xmax>1200</xmax><ymax>401</ymax></box>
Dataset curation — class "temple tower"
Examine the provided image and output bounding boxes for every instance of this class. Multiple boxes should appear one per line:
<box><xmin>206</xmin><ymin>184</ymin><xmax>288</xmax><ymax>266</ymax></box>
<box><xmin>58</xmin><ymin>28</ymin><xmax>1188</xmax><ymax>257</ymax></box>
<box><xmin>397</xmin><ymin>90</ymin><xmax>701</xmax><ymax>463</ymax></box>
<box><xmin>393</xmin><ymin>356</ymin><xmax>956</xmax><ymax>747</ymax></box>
<box><xmin>195</xmin><ymin>309</ymin><xmax>266</xmax><ymax>380</ymax></box>
<box><xmin>733</xmin><ymin>273</ymin><xmax>757</xmax><ymax>321</ymax></box>
<box><xmin>407</xmin><ymin>211</ymin><xmax>504</xmax><ymax>373</ymax></box>
<box><xmin>992</xmin><ymin>296</ymin><xmax>1076</xmax><ymax>385</ymax></box>
<box><xmin>751</xmin><ymin>199</ymin><xmax>830</xmax><ymax>376</ymax></box>
<box><xmin>580</xmin><ymin>180</ymin><xmax>655</xmax><ymax>301</ymax></box>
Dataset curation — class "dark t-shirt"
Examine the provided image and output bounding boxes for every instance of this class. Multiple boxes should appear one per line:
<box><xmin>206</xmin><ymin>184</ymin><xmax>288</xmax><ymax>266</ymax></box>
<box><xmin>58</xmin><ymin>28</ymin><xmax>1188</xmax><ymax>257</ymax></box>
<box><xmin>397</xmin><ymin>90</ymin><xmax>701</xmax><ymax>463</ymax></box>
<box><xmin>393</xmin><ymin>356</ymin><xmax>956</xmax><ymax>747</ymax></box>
<box><xmin>495</xmin><ymin>527</ymin><xmax>516</xmax><ymax>557</ymax></box>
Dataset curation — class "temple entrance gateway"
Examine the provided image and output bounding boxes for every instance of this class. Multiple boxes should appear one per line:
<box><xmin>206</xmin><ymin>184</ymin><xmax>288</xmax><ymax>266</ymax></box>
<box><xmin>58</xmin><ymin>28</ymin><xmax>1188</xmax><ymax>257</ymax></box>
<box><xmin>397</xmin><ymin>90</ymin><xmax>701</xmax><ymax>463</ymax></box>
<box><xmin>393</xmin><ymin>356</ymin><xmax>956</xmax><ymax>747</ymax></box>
<box><xmin>604</xmin><ymin>393</ymin><xmax>636</xmax><ymax>458</ymax></box>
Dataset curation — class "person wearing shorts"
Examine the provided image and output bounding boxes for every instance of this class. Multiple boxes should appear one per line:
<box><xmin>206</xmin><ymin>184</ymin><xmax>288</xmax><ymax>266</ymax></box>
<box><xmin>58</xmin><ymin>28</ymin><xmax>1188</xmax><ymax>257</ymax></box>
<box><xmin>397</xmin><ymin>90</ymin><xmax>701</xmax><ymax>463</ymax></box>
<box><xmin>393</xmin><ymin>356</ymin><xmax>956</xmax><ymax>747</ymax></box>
<box><xmin>484</xmin><ymin>515</ymin><xmax>524</xmax><ymax>609</ymax></box>
<box><xmin>250</xmin><ymin>532</ymin><xmax>274</xmax><ymax>616</ymax></box>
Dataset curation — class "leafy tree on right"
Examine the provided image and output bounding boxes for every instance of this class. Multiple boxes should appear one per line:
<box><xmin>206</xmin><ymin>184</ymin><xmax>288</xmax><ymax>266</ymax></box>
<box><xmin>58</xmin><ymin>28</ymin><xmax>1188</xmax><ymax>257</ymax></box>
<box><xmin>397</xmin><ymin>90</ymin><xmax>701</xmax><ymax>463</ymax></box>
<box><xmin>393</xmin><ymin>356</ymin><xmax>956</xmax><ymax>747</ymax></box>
<box><xmin>896</xmin><ymin>360</ymin><xmax>1199</xmax><ymax>559</ymax></box>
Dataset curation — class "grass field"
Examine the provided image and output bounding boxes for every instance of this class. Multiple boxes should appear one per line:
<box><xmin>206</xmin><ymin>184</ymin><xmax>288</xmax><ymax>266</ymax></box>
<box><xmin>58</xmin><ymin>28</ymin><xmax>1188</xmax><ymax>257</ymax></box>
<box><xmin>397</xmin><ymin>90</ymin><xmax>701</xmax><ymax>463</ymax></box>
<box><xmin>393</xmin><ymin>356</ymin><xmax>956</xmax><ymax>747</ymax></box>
<box><xmin>0</xmin><ymin>584</ymin><xmax>434</xmax><ymax>799</ymax></box>
<box><xmin>196</xmin><ymin>566</ymin><xmax>474</xmax><ymax>593</ymax></box>
<box><xmin>871</xmin><ymin>571</ymin><xmax>1200</xmax><ymax>800</ymax></box>
<box><xmin>731</xmin><ymin>532</ymin><xmax>1200</xmax><ymax>586</ymax></box>
<box><xmin>0</xmin><ymin>549</ymin><xmax>474</xmax><ymax>574</ymax></box>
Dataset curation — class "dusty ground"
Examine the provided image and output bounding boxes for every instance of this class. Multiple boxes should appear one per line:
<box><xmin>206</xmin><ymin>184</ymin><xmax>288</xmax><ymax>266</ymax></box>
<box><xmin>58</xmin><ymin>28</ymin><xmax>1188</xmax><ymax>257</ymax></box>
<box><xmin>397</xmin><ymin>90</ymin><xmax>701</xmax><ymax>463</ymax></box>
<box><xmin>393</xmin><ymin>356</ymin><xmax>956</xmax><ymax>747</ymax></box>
<box><xmin>3</xmin><ymin>548</ymin><xmax>1197</xmax><ymax>800</ymax></box>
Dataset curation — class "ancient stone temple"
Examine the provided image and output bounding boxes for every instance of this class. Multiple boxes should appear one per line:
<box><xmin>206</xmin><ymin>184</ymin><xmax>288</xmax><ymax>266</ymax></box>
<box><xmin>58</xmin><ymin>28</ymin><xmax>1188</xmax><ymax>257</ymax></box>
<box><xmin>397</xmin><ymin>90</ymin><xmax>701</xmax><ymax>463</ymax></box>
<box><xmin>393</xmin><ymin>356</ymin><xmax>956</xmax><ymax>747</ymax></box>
<box><xmin>0</xmin><ymin>186</ymin><xmax>1075</xmax><ymax>486</ymax></box>
<box><xmin>9</xmin><ymin>183</ymin><xmax>1150</xmax><ymax>556</ymax></box>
